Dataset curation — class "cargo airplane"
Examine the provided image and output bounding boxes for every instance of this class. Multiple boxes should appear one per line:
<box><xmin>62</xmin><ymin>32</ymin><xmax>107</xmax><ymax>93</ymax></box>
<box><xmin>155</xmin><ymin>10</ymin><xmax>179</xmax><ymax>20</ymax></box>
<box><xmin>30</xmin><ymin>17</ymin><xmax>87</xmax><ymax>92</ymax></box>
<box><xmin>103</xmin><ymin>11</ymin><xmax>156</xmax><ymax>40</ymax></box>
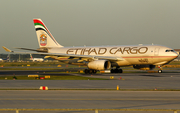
<box><xmin>2</xmin><ymin>19</ymin><xmax>178</xmax><ymax>73</ymax></box>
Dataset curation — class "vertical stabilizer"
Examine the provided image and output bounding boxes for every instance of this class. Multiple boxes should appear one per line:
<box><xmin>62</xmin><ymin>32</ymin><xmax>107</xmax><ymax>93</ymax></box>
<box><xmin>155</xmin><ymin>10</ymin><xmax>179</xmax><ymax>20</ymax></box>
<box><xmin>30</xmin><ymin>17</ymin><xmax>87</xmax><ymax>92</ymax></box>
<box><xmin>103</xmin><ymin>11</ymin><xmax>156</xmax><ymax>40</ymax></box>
<box><xmin>7</xmin><ymin>54</ymin><xmax>10</xmax><ymax>61</ymax></box>
<box><xmin>33</xmin><ymin>19</ymin><xmax>63</xmax><ymax>48</ymax></box>
<box><xmin>30</xmin><ymin>54</ymin><xmax>33</xmax><ymax>60</ymax></box>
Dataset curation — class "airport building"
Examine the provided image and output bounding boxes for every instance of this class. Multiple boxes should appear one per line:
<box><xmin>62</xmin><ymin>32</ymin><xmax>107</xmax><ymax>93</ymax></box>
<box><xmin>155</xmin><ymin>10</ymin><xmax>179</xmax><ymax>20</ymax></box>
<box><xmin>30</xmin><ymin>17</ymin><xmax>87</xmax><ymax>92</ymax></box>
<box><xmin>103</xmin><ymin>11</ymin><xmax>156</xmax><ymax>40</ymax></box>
<box><xmin>0</xmin><ymin>54</ymin><xmax>54</xmax><ymax>62</ymax></box>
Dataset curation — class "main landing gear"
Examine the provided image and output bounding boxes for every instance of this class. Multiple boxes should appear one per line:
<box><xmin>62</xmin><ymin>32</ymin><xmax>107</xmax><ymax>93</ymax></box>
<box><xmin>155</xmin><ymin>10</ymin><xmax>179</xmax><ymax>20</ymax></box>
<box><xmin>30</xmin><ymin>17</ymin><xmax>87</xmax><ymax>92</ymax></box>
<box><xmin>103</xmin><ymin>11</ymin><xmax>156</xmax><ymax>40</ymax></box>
<box><xmin>111</xmin><ymin>67</ymin><xmax>123</xmax><ymax>73</ymax></box>
<box><xmin>84</xmin><ymin>69</ymin><xmax>97</xmax><ymax>74</ymax></box>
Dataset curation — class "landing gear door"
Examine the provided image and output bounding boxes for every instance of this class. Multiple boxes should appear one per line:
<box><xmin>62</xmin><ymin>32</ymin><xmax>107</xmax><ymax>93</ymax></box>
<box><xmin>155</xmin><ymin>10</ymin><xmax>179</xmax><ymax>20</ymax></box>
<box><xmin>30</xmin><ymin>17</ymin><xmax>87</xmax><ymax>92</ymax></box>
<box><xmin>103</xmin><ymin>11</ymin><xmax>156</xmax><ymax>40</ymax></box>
<box><xmin>154</xmin><ymin>48</ymin><xmax>159</xmax><ymax>56</ymax></box>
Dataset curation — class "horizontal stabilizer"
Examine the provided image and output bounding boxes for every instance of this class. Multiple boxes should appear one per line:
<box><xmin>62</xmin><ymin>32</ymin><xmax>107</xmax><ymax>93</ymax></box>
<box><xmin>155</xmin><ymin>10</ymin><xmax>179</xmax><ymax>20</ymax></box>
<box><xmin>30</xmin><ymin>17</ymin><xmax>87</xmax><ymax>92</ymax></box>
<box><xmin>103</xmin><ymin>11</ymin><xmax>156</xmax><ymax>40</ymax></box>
<box><xmin>15</xmin><ymin>47</ymin><xmax>48</xmax><ymax>52</ymax></box>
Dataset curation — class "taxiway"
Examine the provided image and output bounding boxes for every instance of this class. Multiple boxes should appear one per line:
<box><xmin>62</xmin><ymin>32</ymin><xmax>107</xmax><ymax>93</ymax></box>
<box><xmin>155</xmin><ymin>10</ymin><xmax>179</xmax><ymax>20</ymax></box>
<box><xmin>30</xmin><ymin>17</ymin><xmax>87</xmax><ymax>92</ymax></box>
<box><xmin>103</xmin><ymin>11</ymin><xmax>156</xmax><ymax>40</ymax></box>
<box><xmin>0</xmin><ymin>73</ymin><xmax>180</xmax><ymax>90</ymax></box>
<box><xmin>0</xmin><ymin>90</ymin><xmax>179</xmax><ymax>113</ymax></box>
<box><xmin>0</xmin><ymin>71</ymin><xmax>180</xmax><ymax>113</ymax></box>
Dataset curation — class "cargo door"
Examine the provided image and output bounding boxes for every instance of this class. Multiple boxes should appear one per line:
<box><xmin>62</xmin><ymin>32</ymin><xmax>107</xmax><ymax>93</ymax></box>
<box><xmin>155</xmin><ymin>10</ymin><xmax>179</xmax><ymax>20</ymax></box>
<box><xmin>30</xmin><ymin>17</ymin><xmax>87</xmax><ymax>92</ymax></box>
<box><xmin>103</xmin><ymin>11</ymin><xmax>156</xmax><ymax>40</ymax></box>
<box><xmin>154</xmin><ymin>48</ymin><xmax>159</xmax><ymax>56</ymax></box>
<box><xmin>154</xmin><ymin>48</ymin><xmax>160</xmax><ymax>63</ymax></box>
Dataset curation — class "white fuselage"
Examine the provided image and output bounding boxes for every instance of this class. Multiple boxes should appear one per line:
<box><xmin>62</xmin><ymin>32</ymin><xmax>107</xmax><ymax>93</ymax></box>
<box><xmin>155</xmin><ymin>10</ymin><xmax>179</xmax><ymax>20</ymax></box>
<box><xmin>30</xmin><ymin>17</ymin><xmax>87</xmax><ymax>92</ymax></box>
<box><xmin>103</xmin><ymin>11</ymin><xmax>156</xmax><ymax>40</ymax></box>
<box><xmin>48</xmin><ymin>45</ymin><xmax>178</xmax><ymax>67</ymax></box>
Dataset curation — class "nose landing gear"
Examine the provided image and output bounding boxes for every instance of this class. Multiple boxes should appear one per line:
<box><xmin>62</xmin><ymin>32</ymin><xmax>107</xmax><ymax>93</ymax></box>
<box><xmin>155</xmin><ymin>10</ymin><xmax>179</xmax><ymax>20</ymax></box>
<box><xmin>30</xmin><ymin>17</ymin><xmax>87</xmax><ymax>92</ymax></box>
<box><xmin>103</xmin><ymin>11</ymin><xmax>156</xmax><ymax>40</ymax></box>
<box><xmin>158</xmin><ymin>65</ymin><xmax>162</xmax><ymax>73</ymax></box>
<box><xmin>158</xmin><ymin>70</ymin><xmax>162</xmax><ymax>73</ymax></box>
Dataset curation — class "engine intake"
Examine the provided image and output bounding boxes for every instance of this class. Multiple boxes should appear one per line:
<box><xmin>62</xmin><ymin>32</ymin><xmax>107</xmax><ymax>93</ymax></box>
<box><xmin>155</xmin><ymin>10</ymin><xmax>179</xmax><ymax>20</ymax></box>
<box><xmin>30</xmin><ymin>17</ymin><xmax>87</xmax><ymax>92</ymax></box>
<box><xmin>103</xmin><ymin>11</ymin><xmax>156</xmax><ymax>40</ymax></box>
<box><xmin>87</xmin><ymin>60</ymin><xmax>111</xmax><ymax>70</ymax></box>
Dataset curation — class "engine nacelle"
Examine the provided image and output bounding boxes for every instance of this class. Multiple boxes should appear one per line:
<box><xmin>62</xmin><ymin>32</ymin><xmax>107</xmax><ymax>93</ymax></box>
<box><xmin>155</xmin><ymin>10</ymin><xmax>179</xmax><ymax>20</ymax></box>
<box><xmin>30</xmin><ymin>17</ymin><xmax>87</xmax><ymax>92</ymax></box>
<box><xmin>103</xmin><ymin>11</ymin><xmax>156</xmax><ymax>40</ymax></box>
<box><xmin>133</xmin><ymin>65</ymin><xmax>156</xmax><ymax>70</ymax></box>
<box><xmin>87</xmin><ymin>60</ymin><xmax>111</xmax><ymax>70</ymax></box>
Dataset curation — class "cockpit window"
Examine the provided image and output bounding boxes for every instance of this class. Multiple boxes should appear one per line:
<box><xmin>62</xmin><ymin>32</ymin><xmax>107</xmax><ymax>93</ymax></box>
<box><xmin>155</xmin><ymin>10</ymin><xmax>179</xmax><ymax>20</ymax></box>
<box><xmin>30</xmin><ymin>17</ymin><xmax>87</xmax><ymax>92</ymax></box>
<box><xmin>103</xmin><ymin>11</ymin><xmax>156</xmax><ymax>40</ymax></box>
<box><xmin>165</xmin><ymin>50</ymin><xmax>174</xmax><ymax>52</ymax></box>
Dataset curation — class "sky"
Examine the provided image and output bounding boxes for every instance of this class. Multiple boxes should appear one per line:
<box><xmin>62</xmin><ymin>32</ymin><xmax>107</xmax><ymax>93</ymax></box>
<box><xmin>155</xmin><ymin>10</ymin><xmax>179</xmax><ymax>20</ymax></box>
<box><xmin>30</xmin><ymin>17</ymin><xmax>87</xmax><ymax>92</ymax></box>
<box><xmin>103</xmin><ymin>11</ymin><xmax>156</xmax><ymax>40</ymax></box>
<box><xmin>0</xmin><ymin>0</ymin><xmax>180</xmax><ymax>53</ymax></box>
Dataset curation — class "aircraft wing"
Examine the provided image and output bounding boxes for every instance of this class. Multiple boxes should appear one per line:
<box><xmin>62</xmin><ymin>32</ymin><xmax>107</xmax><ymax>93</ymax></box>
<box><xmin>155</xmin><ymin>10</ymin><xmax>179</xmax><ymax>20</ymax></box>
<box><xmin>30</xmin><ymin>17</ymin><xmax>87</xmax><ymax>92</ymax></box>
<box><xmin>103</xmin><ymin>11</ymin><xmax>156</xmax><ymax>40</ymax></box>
<box><xmin>2</xmin><ymin>46</ymin><xmax>124</xmax><ymax>61</ymax></box>
<box><xmin>54</xmin><ymin>54</ymin><xmax>124</xmax><ymax>61</ymax></box>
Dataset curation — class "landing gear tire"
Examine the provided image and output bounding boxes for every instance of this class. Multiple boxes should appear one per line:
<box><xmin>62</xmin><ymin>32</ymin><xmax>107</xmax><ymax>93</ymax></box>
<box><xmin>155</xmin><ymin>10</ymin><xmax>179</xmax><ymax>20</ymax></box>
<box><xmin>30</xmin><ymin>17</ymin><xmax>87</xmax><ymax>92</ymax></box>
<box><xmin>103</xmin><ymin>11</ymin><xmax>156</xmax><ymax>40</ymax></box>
<box><xmin>111</xmin><ymin>69</ymin><xmax>123</xmax><ymax>73</ymax></box>
<box><xmin>118</xmin><ymin>69</ymin><xmax>123</xmax><ymax>73</ymax></box>
<box><xmin>84</xmin><ymin>69</ymin><xmax>89</xmax><ymax>74</ymax></box>
<box><xmin>111</xmin><ymin>69</ymin><xmax>114</xmax><ymax>73</ymax></box>
<box><xmin>92</xmin><ymin>70</ymin><xmax>97</xmax><ymax>74</ymax></box>
<box><xmin>158</xmin><ymin>70</ymin><xmax>162</xmax><ymax>73</ymax></box>
<box><xmin>84</xmin><ymin>69</ymin><xmax>97</xmax><ymax>74</ymax></box>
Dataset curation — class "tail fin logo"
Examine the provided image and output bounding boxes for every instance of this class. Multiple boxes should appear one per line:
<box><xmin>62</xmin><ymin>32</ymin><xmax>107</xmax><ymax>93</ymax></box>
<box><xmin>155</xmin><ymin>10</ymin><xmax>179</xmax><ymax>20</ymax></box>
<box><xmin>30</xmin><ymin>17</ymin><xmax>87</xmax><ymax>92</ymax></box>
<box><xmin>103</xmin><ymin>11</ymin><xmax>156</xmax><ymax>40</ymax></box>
<box><xmin>40</xmin><ymin>34</ymin><xmax>47</xmax><ymax>46</ymax></box>
<box><xmin>33</xmin><ymin>19</ymin><xmax>63</xmax><ymax>47</ymax></box>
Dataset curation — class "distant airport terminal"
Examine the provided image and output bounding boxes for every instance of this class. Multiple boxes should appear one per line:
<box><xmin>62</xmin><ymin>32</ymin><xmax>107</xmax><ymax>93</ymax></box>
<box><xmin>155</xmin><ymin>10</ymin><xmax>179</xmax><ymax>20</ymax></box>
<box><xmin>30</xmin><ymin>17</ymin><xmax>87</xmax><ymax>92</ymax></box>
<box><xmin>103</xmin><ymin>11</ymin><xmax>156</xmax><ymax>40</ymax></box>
<box><xmin>0</xmin><ymin>54</ymin><xmax>49</xmax><ymax>62</ymax></box>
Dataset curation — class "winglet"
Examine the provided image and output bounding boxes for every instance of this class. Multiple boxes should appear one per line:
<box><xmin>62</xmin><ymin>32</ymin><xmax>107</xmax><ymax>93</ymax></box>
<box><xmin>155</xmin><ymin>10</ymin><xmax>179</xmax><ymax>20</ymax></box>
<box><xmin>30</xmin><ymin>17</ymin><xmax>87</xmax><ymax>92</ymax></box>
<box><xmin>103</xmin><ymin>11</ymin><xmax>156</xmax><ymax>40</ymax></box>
<box><xmin>2</xmin><ymin>46</ymin><xmax>13</xmax><ymax>52</ymax></box>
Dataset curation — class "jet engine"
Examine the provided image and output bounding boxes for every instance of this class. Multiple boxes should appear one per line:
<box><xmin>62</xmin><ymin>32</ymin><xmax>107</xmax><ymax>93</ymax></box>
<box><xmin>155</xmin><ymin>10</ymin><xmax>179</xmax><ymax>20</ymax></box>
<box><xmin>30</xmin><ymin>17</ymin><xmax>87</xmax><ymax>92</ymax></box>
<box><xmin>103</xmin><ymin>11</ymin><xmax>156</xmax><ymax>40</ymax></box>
<box><xmin>133</xmin><ymin>65</ymin><xmax>156</xmax><ymax>70</ymax></box>
<box><xmin>87</xmin><ymin>60</ymin><xmax>111</xmax><ymax>70</ymax></box>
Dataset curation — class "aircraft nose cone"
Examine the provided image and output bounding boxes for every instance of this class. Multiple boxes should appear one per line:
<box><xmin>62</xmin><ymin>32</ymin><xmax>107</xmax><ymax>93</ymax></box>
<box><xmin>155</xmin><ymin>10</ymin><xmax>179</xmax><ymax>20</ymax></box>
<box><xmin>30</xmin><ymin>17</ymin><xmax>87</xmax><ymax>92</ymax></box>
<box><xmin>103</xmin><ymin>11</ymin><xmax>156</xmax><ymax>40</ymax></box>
<box><xmin>174</xmin><ymin>51</ymin><xmax>179</xmax><ymax>58</ymax></box>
